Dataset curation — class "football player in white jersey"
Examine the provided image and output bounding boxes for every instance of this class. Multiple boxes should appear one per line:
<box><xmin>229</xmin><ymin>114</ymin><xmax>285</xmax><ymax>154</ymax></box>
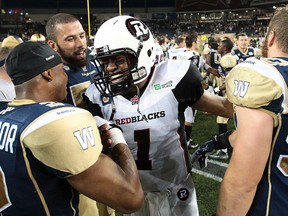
<box><xmin>84</xmin><ymin>15</ymin><xmax>233</xmax><ymax>216</ymax></box>
<box><xmin>177</xmin><ymin>33</ymin><xmax>201</xmax><ymax>149</ymax></box>
<box><xmin>178</xmin><ymin>33</ymin><xmax>200</xmax><ymax>67</ymax></box>
<box><xmin>154</xmin><ymin>36</ymin><xmax>165</xmax><ymax>65</ymax></box>
<box><xmin>0</xmin><ymin>36</ymin><xmax>23</xmax><ymax>101</ymax></box>
<box><xmin>167</xmin><ymin>36</ymin><xmax>187</xmax><ymax>60</ymax></box>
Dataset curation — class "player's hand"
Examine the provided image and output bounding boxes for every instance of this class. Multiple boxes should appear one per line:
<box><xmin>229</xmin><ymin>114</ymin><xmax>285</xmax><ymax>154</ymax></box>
<box><xmin>98</xmin><ymin>123</ymin><xmax>113</xmax><ymax>149</ymax></box>
<box><xmin>190</xmin><ymin>139</ymin><xmax>215</xmax><ymax>168</ymax></box>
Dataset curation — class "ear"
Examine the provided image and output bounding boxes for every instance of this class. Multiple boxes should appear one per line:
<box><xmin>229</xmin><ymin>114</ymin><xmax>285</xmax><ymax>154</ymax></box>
<box><xmin>41</xmin><ymin>70</ymin><xmax>53</xmax><ymax>82</ymax></box>
<box><xmin>47</xmin><ymin>40</ymin><xmax>57</xmax><ymax>51</ymax></box>
<box><xmin>267</xmin><ymin>31</ymin><xmax>275</xmax><ymax>47</ymax></box>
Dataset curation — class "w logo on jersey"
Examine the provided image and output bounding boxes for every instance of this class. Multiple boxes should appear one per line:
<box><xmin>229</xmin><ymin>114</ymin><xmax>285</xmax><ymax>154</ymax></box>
<box><xmin>74</xmin><ymin>127</ymin><xmax>95</xmax><ymax>150</ymax></box>
<box><xmin>126</xmin><ymin>18</ymin><xmax>150</xmax><ymax>41</ymax></box>
<box><xmin>233</xmin><ymin>80</ymin><xmax>250</xmax><ymax>97</ymax></box>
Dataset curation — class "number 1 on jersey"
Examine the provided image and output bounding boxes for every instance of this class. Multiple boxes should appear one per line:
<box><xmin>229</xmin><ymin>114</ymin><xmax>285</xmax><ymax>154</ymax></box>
<box><xmin>134</xmin><ymin>129</ymin><xmax>152</xmax><ymax>170</ymax></box>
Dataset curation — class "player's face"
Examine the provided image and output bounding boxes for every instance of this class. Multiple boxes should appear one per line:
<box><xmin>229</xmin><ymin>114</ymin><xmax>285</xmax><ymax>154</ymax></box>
<box><xmin>95</xmin><ymin>53</ymin><xmax>135</xmax><ymax>96</ymax></box>
<box><xmin>218</xmin><ymin>42</ymin><xmax>225</xmax><ymax>55</ymax></box>
<box><xmin>236</xmin><ymin>36</ymin><xmax>249</xmax><ymax>50</ymax></box>
<box><xmin>52</xmin><ymin>63</ymin><xmax>68</xmax><ymax>102</ymax></box>
<box><xmin>100</xmin><ymin>54</ymin><xmax>130</xmax><ymax>83</ymax></box>
<box><xmin>192</xmin><ymin>40</ymin><xmax>199</xmax><ymax>51</ymax></box>
<box><xmin>54</xmin><ymin>21</ymin><xmax>87</xmax><ymax>68</ymax></box>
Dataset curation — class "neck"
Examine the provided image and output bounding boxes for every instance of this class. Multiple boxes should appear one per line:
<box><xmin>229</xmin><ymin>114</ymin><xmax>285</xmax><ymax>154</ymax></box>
<box><xmin>0</xmin><ymin>69</ymin><xmax>13</xmax><ymax>82</ymax></box>
<box><xmin>239</xmin><ymin>47</ymin><xmax>247</xmax><ymax>52</ymax></box>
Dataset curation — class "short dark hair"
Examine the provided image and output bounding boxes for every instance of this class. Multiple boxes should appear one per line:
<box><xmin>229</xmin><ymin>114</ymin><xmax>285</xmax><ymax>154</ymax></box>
<box><xmin>236</xmin><ymin>32</ymin><xmax>247</xmax><ymax>40</ymax></box>
<box><xmin>221</xmin><ymin>38</ymin><xmax>234</xmax><ymax>52</ymax></box>
<box><xmin>185</xmin><ymin>33</ymin><xmax>198</xmax><ymax>48</ymax></box>
<box><xmin>46</xmin><ymin>13</ymin><xmax>79</xmax><ymax>41</ymax></box>
<box><xmin>175</xmin><ymin>37</ymin><xmax>185</xmax><ymax>46</ymax></box>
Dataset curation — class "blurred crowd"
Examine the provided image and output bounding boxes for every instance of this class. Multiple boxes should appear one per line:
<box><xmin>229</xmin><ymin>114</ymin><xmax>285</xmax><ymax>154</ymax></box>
<box><xmin>1</xmin><ymin>16</ymin><xmax>269</xmax><ymax>46</ymax></box>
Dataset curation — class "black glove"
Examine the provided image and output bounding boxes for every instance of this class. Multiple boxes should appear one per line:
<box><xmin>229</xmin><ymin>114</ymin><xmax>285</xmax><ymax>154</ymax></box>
<box><xmin>190</xmin><ymin>139</ymin><xmax>215</xmax><ymax>168</ymax></box>
<box><xmin>191</xmin><ymin>130</ymin><xmax>233</xmax><ymax>168</ymax></box>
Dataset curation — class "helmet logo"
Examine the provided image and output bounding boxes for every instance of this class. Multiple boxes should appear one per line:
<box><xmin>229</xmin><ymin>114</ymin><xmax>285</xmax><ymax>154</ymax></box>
<box><xmin>126</xmin><ymin>18</ymin><xmax>150</xmax><ymax>41</ymax></box>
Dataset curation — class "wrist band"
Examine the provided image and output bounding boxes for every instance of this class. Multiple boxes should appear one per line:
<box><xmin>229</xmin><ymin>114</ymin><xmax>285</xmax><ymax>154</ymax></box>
<box><xmin>204</xmin><ymin>63</ymin><xmax>210</xmax><ymax>71</ymax></box>
<box><xmin>109</xmin><ymin>127</ymin><xmax>127</xmax><ymax>148</ymax></box>
<box><xmin>95</xmin><ymin>116</ymin><xmax>110</xmax><ymax>127</ymax></box>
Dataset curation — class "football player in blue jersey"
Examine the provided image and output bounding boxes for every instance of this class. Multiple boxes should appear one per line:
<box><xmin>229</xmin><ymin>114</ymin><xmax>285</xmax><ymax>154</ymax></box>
<box><xmin>0</xmin><ymin>41</ymin><xmax>143</xmax><ymax>216</ymax></box>
<box><xmin>193</xmin><ymin>5</ymin><xmax>288</xmax><ymax>215</ymax></box>
<box><xmin>84</xmin><ymin>15</ymin><xmax>233</xmax><ymax>216</ymax></box>
<box><xmin>46</xmin><ymin>13</ymin><xmax>99</xmax><ymax>109</ymax></box>
<box><xmin>209</xmin><ymin>37</ymin><xmax>239</xmax><ymax>160</ymax></box>
<box><xmin>233</xmin><ymin>32</ymin><xmax>255</xmax><ymax>62</ymax></box>
<box><xmin>46</xmin><ymin>13</ymin><xmax>116</xmax><ymax>216</ymax></box>
<box><xmin>217</xmin><ymin>6</ymin><xmax>288</xmax><ymax>215</ymax></box>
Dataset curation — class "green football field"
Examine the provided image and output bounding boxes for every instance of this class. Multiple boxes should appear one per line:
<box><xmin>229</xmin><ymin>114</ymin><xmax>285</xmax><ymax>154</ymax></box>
<box><xmin>116</xmin><ymin>111</ymin><xmax>235</xmax><ymax>216</ymax></box>
<box><xmin>191</xmin><ymin>111</ymin><xmax>234</xmax><ymax>216</ymax></box>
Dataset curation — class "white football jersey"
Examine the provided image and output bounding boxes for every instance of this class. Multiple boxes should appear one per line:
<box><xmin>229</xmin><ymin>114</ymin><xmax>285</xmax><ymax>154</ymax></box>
<box><xmin>85</xmin><ymin>60</ymin><xmax>204</xmax><ymax>191</ymax></box>
<box><xmin>178</xmin><ymin>50</ymin><xmax>200</xmax><ymax>68</ymax></box>
<box><xmin>154</xmin><ymin>43</ymin><xmax>165</xmax><ymax>65</ymax></box>
<box><xmin>167</xmin><ymin>47</ymin><xmax>186</xmax><ymax>60</ymax></box>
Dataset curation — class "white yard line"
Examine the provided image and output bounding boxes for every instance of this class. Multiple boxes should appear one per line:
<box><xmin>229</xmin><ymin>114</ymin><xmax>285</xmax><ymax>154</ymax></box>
<box><xmin>192</xmin><ymin>169</ymin><xmax>223</xmax><ymax>182</ymax></box>
<box><xmin>207</xmin><ymin>159</ymin><xmax>228</xmax><ymax>168</ymax></box>
<box><xmin>191</xmin><ymin>159</ymin><xmax>228</xmax><ymax>182</ymax></box>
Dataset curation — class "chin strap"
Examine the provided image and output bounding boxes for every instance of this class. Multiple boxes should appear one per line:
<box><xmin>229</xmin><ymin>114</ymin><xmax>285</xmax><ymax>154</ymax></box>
<box><xmin>136</xmin><ymin>85</ymin><xmax>148</xmax><ymax>123</ymax></box>
<box><xmin>109</xmin><ymin>98</ymin><xmax>116</xmax><ymax>121</ymax></box>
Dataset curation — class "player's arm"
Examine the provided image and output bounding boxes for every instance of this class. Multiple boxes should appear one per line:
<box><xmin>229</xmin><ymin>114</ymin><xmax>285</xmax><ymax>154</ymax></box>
<box><xmin>67</xmin><ymin>119</ymin><xmax>144</xmax><ymax>214</ymax></box>
<box><xmin>82</xmin><ymin>92</ymin><xmax>103</xmax><ymax>117</ymax></box>
<box><xmin>192</xmin><ymin>90</ymin><xmax>233</xmax><ymax>118</ymax></box>
<box><xmin>24</xmin><ymin>107</ymin><xmax>143</xmax><ymax>214</ymax></box>
<box><xmin>202</xmin><ymin>49</ymin><xmax>220</xmax><ymax>77</ymax></box>
<box><xmin>203</xmin><ymin>63</ymin><xmax>220</xmax><ymax>77</ymax></box>
<box><xmin>191</xmin><ymin>130</ymin><xmax>235</xmax><ymax>168</ymax></box>
<box><xmin>216</xmin><ymin>106</ymin><xmax>273</xmax><ymax>215</ymax></box>
<box><xmin>68</xmin><ymin>144</ymin><xmax>144</xmax><ymax>214</ymax></box>
<box><xmin>173</xmin><ymin>62</ymin><xmax>232</xmax><ymax>119</ymax></box>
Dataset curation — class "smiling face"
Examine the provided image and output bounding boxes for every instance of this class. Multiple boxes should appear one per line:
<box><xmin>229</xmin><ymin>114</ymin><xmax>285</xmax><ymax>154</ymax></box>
<box><xmin>236</xmin><ymin>35</ymin><xmax>249</xmax><ymax>51</ymax></box>
<box><xmin>51</xmin><ymin>21</ymin><xmax>87</xmax><ymax>68</ymax></box>
<box><xmin>100</xmin><ymin>54</ymin><xmax>129</xmax><ymax>75</ymax></box>
<box><xmin>93</xmin><ymin>51</ymin><xmax>137</xmax><ymax>97</ymax></box>
<box><xmin>99</xmin><ymin>52</ymin><xmax>134</xmax><ymax>86</ymax></box>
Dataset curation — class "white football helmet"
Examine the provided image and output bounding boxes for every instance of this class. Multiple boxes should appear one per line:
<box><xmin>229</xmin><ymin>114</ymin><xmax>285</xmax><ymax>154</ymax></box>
<box><xmin>93</xmin><ymin>15</ymin><xmax>155</xmax><ymax>97</ymax></box>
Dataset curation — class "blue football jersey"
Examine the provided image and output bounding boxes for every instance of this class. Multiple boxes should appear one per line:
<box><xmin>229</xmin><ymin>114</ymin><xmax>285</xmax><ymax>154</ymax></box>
<box><xmin>64</xmin><ymin>51</ymin><xmax>99</xmax><ymax>108</ymax></box>
<box><xmin>226</xmin><ymin>57</ymin><xmax>288</xmax><ymax>215</ymax></box>
<box><xmin>0</xmin><ymin>101</ymin><xmax>102</xmax><ymax>215</ymax></box>
<box><xmin>232</xmin><ymin>47</ymin><xmax>255</xmax><ymax>62</ymax></box>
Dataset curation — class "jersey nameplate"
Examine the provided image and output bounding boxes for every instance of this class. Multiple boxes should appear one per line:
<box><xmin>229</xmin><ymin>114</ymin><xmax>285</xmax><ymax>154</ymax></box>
<box><xmin>0</xmin><ymin>122</ymin><xmax>17</xmax><ymax>154</ymax></box>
